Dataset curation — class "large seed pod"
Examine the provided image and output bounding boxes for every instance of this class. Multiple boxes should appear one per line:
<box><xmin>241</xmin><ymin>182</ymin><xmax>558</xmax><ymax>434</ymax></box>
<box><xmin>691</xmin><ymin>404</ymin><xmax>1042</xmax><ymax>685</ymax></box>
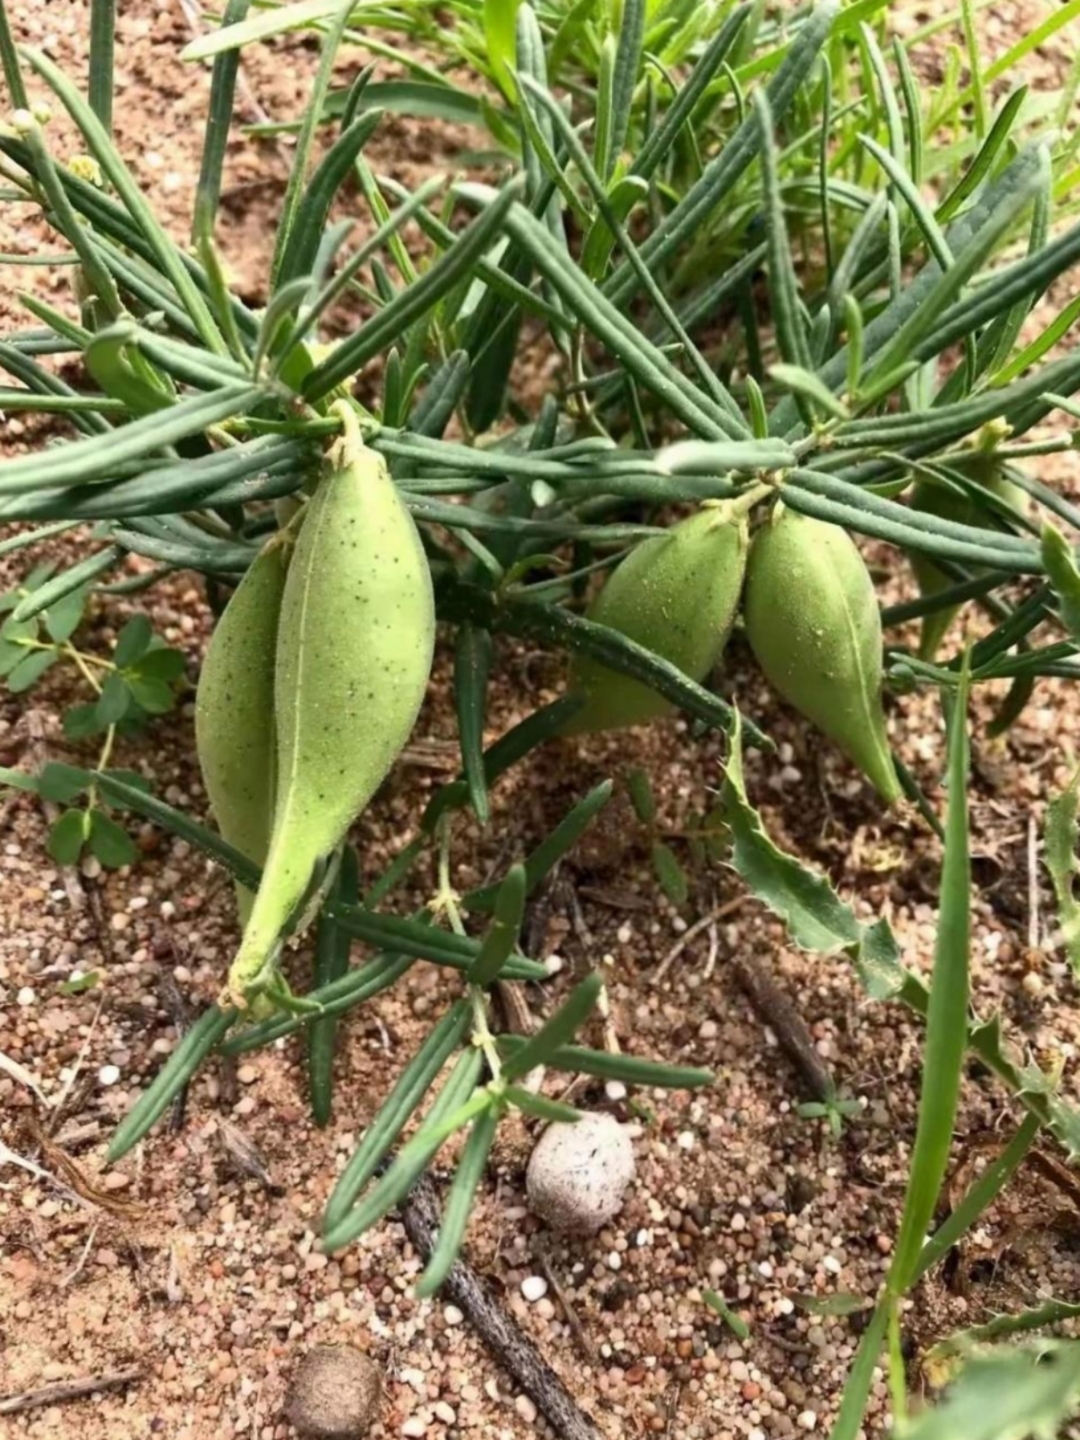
<box><xmin>228</xmin><ymin>412</ymin><xmax>435</xmax><ymax>1003</ymax></box>
<box><xmin>744</xmin><ymin>507</ymin><xmax>901</xmax><ymax>803</ymax></box>
<box><xmin>195</xmin><ymin>540</ymin><xmax>287</xmax><ymax>926</ymax></box>
<box><xmin>565</xmin><ymin>504</ymin><xmax>749</xmax><ymax>734</ymax></box>
<box><xmin>909</xmin><ymin>459</ymin><xmax>1028</xmax><ymax>660</ymax></box>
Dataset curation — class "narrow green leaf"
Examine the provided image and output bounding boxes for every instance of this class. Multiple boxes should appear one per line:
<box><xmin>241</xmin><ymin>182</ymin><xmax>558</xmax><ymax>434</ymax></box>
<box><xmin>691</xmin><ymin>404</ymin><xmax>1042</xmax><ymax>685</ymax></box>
<box><xmin>414</xmin><ymin>1102</ymin><xmax>500</xmax><ymax>1296</ymax></box>
<box><xmin>703</xmin><ymin>1290</ymin><xmax>750</xmax><ymax>1339</ymax></box>
<box><xmin>501</xmin><ymin>971</ymin><xmax>604</xmax><ymax>1080</ymax></box>
<box><xmin>308</xmin><ymin>846</ymin><xmax>361</xmax><ymax>1128</ymax></box>
<box><xmin>887</xmin><ymin>669</ymin><xmax>971</xmax><ymax>1294</ymax></box>
<box><xmin>1046</xmin><ymin>768</ymin><xmax>1080</xmax><ymax>975</ymax></box>
<box><xmin>11</xmin><ymin>548</ymin><xmax>120</xmax><ymax>622</ymax></box>
<box><xmin>322</xmin><ymin>1000</ymin><xmax>474</xmax><ymax>1234</ymax></box>
<box><xmin>108</xmin><ymin>1005</ymin><xmax>237</xmax><ymax>1161</ymax></box>
<box><xmin>651</xmin><ymin>840</ymin><xmax>689</xmax><ymax>907</ymax></box>
<box><xmin>323</xmin><ymin>1087</ymin><xmax>493</xmax><ymax>1251</ymax></box>
<box><xmin>193</xmin><ymin>0</ymin><xmax>252</xmax><ymax>239</ymax></box>
<box><xmin>302</xmin><ymin>184</ymin><xmax>519</xmax><ymax>402</ymax></box>
<box><xmin>0</xmin><ymin>384</ymin><xmax>263</xmax><ymax>495</ymax></box>
<box><xmin>469</xmin><ymin>864</ymin><xmax>527</xmax><ymax>989</ymax></box>
<box><xmin>505</xmin><ymin>1087</ymin><xmax>581</xmax><ymax>1123</ymax></box>
<box><xmin>1041</xmin><ymin>523</ymin><xmax>1080</xmax><ymax>637</ymax></box>
<box><xmin>464</xmin><ymin>781</ymin><xmax>613</xmax><ymax>912</ymax></box>
<box><xmin>454</xmin><ymin>624</ymin><xmax>492</xmax><ymax>827</ymax></box>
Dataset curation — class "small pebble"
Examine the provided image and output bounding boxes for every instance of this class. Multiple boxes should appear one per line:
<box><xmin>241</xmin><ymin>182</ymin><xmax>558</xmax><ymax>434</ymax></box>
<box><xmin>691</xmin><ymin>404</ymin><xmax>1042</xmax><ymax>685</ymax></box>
<box><xmin>520</xmin><ymin>1276</ymin><xmax>548</xmax><ymax>1303</ymax></box>
<box><xmin>432</xmin><ymin>1402</ymin><xmax>456</xmax><ymax>1424</ymax></box>
<box><xmin>526</xmin><ymin>1113</ymin><xmax>636</xmax><ymax>1234</ymax></box>
<box><xmin>401</xmin><ymin>1420</ymin><xmax>426</xmax><ymax>1438</ymax></box>
<box><xmin>98</xmin><ymin>1064</ymin><xmax>121</xmax><ymax>1086</ymax></box>
<box><xmin>514</xmin><ymin>1395</ymin><xmax>538</xmax><ymax>1424</ymax></box>
<box><xmin>444</xmin><ymin>1305</ymin><xmax>464</xmax><ymax>1326</ymax></box>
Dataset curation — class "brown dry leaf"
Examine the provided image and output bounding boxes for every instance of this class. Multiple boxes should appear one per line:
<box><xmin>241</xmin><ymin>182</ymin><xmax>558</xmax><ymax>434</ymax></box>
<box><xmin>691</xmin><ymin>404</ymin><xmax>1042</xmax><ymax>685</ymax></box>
<box><xmin>26</xmin><ymin>1112</ymin><xmax>147</xmax><ymax>1221</ymax></box>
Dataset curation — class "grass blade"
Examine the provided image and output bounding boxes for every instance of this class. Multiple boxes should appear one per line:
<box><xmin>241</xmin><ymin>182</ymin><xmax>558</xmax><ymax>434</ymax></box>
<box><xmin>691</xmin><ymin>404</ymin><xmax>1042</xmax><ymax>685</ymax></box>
<box><xmin>193</xmin><ymin>0</ymin><xmax>252</xmax><ymax>239</ymax></box>
<box><xmin>887</xmin><ymin>668</ymin><xmax>972</xmax><ymax>1293</ymax></box>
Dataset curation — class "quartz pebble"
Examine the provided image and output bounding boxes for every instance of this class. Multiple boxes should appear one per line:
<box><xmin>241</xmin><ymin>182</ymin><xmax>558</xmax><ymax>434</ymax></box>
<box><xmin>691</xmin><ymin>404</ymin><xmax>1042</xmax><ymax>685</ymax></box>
<box><xmin>520</xmin><ymin>1275</ymin><xmax>548</xmax><ymax>1303</ymax></box>
<box><xmin>526</xmin><ymin>1112</ymin><xmax>635</xmax><ymax>1234</ymax></box>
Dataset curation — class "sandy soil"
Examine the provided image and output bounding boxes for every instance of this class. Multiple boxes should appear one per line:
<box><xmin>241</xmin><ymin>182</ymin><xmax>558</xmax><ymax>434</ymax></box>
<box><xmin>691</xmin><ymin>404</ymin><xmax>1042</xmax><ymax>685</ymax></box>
<box><xmin>2</xmin><ymin>4</ymin><xmax>1080</xmax><ymax>1439</ymax></box>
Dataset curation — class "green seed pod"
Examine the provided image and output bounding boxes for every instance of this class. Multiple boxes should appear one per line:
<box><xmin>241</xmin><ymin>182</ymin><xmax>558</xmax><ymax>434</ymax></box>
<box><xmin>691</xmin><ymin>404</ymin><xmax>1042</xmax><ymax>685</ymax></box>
<box><xmin>565</xmin><ymin>504</ymin><xmax>749</xmax><ymax>734</ymax></box>
<box><xmin>744</xmin><ymin>507</ymin><xmax>901</xmax><ymax>804</ymax></box>
<box><xmin>910</xmin><ymin>458</ymin><xmax>1028</xmax><ymax>660</ymax></box>
<box><xmin>227</xmin><ymin>408</ymin><xmax>435</xmax><ymax>1004</ymax></box>
<box><xmin>195</xmin><ymin>539</ymin><xmax>287</xmax><ymax>926</ymax></box>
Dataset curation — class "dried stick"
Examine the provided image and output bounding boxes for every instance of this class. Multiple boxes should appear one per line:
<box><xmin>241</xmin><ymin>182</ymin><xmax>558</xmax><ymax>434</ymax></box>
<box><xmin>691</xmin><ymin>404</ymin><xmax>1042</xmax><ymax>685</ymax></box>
<box><xmin>0</xmin><ymin>1367</ymin><xmax>141</xmax><ymax>1416</ymax></box>
<box><xmin>652</xmin><ymin>898</ymin><xmax>744</xmax><ymax>986</ymax></box>
<box><xmin>399</xmin><ymin>1175</ymin><xmax>602</xmax><ymax>1440</ymax></box>
<box><xmin>731</xmin><ymin>953</ymin><xmax>834</xmax><ymax>1103</ymax></box>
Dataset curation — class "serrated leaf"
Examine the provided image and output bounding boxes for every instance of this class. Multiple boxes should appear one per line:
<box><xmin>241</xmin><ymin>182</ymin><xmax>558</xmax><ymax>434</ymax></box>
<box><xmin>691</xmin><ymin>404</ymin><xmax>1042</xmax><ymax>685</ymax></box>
<box><xmin>652</xmin><ymin>840</ymin><xmax>689</xmax><ymax>907</ymax></box>
<box><xmin>7</xmin><ymin>648</ymin><xmax>58</xmax><ymax>694</ymax></box>
<box><xmin>720</xmin><ymin>712</ymin><xmax>861</xmax><ymax>953</ymax></box>
<box><xmin>48</xmin><ymin>809</ymin><xmax>89</xmax><ymax>866</ymax></box>
<box><xmin>38</xmin><ymin>762</ymin><xmax>91</xmax><ymax>804</ymax></box>
<box><xmin>113</xmin><ymin>613</ymin><xmax>153</xmax><ymax>668</ymax></box>
<box><xmin>854</xmin><ymin>916</ymin><xmax>907</xmax><ymax>1000</ymax></box>
<box><xmin>127</xmin><ymin>675</ymin><xmax>174</xmax><ymax>714</ymax></box>
<box><xmin>1045</xmin><ymin>768</ymin><xmax>1080</xmax><ymax>974</ymax></box>
<box><xmin>95</xmin><ymin>673</ymin><xmax>131</xmax><ymax>725</ymax></box>
<box><xmin>1041</xmin><ymin>523</ymin><xmax>1080</xmax><ymax>638</ymax></box>
<box><xmin>898</xmin><ymin>1341</ymin><xmax>1080</xmax><ymax>1440</ymax></box>
<box><xmin>43</xmin><ymin>585</ymin><xmax>88</xmax><ymax>643</ymax></box>
<box><xmin>88</xmin><ymin>810</ymin><xmax>137</xmax><ymax>868</ymax></box>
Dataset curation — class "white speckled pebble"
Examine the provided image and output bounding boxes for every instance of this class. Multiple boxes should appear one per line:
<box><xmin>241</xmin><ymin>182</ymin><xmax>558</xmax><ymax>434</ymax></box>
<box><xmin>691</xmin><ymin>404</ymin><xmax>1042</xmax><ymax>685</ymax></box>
<box><xmin>525</xmin><ymin>1112</ymin><xmax>635</xmax><ymax>1234</ymax></box>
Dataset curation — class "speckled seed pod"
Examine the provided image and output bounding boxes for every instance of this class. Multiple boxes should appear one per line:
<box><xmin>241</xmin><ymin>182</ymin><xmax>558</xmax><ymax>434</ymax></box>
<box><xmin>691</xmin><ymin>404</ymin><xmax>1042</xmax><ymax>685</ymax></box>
<box><xmin>744</xmin><ymin>507</ymin><xmax>901</xmax><ymax>804</ymax></box>
<box><xmin>195</xmin><ymin>540</ymin><xmax>286</xmax><ymax>926</ymax></box>
<box><xmin>228</xmin><ymin>419</ymin><xmax>435</xmax><ymax>1003</ymax></box>
<box><xmin>910</xmin><ymin>460</ymin><xmax>1028</xmax><ymax>660</ymax></box>
<box><xmin>526</xmin><ymin>1112</ymin><xmax>636</xmax><ymax>1234</ymax></box>
<box><xmin>566</xmin><ymin>504</ymin><xmax>749</xmax><ymax>733</ymax></box>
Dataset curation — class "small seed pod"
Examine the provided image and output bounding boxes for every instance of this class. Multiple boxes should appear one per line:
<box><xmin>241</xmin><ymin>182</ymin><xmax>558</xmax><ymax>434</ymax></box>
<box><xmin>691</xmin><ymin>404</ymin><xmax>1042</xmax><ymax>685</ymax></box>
<box><xmin>566</xmin><ymin>504</ymin><xmax>749</xmax><ymax>733</ymax></box>
<box><xmin>195</xmin><ymin>540</ymin><xmax>287</xmax><ymax>925</ymax></box>
<box><xmin>909</xmin><ymin>459</ymin><xmax>1028</xmax><ymax>660</ymax></box>
<box><xmin>744</xmin><ymin>507</ymin><xmax>901</xmax><ymax>803</ymax></box>
<box><xmin>228</xmin><ymin>409</ymin><xmax>435</xmax><ymax>1003</ymax></box>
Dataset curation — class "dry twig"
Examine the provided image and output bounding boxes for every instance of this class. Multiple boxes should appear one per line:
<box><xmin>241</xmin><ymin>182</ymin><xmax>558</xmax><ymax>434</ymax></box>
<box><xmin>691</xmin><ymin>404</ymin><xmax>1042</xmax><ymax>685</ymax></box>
<box><xmin>0</xmin><ymin>1367</ymin><xmax>141</xmax><ymax>1417</ymax></box>
<box><xmin>731</xmin><ymin>953</ymin><xmax>834</xmax><ymax>1103</ymax></box>
<box><xmin>399</xmin><ymin>1174</ymin><xmax>602</xmax><ymax>1440</ymax></box>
